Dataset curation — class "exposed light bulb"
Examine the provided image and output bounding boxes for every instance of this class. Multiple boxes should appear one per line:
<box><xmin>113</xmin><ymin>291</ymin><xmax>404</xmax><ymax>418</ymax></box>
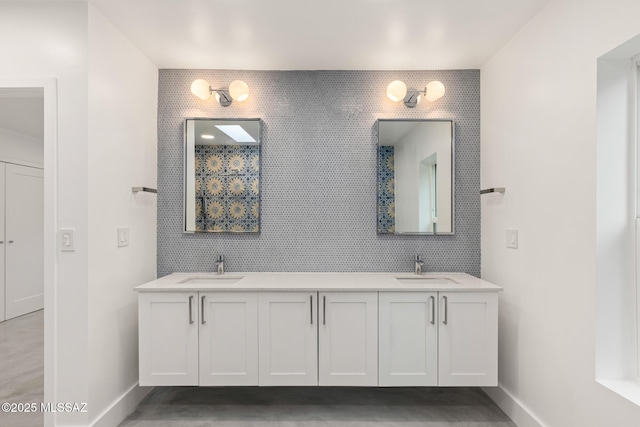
<box><xmin>201</xmin><ymin>134</ymin><xmax>214</xmax><ymax>139</ymax></box>
<box><xmin>386</xmin><ymin>80</ymin><xmax>407</xmax><ymax>102</ymax></box>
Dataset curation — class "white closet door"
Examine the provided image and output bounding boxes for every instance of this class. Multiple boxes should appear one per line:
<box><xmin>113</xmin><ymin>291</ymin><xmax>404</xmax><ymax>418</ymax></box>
<box><xmin>5</xmin><ymin>164</ymin><xmax>44</xmax><ymax>320</ymax></box>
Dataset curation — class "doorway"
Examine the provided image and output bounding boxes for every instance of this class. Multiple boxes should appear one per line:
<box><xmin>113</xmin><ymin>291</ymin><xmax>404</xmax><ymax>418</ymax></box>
<box><xmin>0</xmin><ymin>78</ymin><xmax>56</xmax><ymax>427</ymax></box>
<box><xmin>0</xmin><ymin>87</ymin><xmax>44</xmax><ymax>427</ymax></box>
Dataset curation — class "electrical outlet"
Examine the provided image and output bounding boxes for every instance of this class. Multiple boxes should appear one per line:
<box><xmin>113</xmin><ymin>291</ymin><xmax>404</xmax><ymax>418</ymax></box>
<box><xmin>117</xmin><ymin>227</ymin><xmax>130</xmax><ymax>247</ymax></box>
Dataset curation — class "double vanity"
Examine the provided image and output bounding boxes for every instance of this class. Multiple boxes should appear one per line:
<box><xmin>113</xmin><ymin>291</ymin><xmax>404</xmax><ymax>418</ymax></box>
<box><xmin>135</xmin><ymin>272</ymin><xmax>501</xmax><ymax>388</ymax></box>
<box><xmin>141</xmin><ymin>117</ymin><xmax>499</xmax><ymax>389</ymax></box>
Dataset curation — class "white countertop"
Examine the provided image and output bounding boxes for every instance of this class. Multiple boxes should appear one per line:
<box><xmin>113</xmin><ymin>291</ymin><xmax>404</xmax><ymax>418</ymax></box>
<box><xmin>135</xmin><ymin>272</ymin><xmax>502</xmax><ymax>292</ymax></box>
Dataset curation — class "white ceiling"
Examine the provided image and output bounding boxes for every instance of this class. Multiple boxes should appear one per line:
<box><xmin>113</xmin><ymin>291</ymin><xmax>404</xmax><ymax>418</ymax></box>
<box><xmin>88</xmin><ymin>0</ymin><xmax>550</xmax><ymax>70</ymax></box>
<box><xmin>0</xmin><ymin>89</ymin><xmax>44</xmax><ymax>140</ymax></box>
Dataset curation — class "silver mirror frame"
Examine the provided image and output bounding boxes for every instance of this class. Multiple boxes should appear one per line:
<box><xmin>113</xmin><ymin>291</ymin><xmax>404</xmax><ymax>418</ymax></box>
<box><xmin>376</xmin><ymin>119</ymin><xmax>455</xmax><ymax>235</ymax></box>
<box><xmin>183</xmin><ymin>117</ymin><xmax>262</xmax><ymax>233</ymax></box>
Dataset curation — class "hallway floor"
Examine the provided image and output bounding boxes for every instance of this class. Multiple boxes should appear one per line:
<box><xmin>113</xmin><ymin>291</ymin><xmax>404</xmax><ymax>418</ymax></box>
<box><xmin>0</xmin><ymin>309</ymin><xmax>44</xmax><ymax>427</ymax></box>
<box><xmin>120</xmin><ymin>386</ymin><xmax>515</xmax><ymax>427</ymax></box>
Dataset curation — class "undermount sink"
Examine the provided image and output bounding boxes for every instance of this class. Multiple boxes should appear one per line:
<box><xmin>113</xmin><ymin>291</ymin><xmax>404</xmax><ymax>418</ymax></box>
<box><xmin>395</xmin><ymin>276</ymin><xmax>459</xmax><ymax>285</ymax></box>
<box><xmin>179</xmin><ymin>276</ymin><xmax>244</xmax><ymax>285</ymax></box>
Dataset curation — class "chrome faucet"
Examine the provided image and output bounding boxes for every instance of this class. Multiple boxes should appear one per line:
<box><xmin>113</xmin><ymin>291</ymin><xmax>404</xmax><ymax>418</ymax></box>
<box><xmin>414</xmin><ymin>255</ymin><xmax>424</xmax><ymax>275</ymax></box>
<box><xmin>215</xmin><ymin>255</ymin><xmax>224</xmax><ymax>274</ymax></box>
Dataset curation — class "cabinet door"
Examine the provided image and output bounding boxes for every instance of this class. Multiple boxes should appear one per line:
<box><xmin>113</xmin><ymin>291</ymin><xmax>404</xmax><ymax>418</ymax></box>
<box><xmin>258</xmin><ymin>292</ymin><xmax>317</xmax><ymax>386</ymax></box>
<box><xmin>379</xmin><ymin>292</ymin><xmax>438</xmax><ymax>386</ymax></box>
<box><xmin>138</xmin><ymin>292</ymin><xmax>199</xmax><ymax>386</ymax></box>
<box><xmin>438</xmin><ymin>292</ymin><xmax>498</xmax><ymax>386</ymax></box>
<box><xmin>199</xmin><ymin>292</ymin><xmax>258</xmax><ymax>386</ymax></box>
<box><xmin>319</xmin><ymin>292</ymin><xmax>378</xmax><ymax>386</ymax></box>
<box><xmin>5</xmin><ymin>164</ymin><xmax>44</xmax><ymax>320</ymax></box>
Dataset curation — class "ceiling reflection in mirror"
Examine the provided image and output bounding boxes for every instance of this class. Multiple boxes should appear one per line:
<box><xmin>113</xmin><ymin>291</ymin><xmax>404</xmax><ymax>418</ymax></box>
<box><xmin>184</xmin><ymin>118</ymin><xmax>261</xmax><ymax>233</ymax></box>
<box><xmin>377</xmin><ymin>119</ymin><xmax>454</xmax><ymax>235</ymax></box>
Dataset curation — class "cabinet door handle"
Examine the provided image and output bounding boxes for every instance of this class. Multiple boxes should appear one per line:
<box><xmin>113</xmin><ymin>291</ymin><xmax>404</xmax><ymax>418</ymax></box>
<box><xmin>442</xmin><ymin>296</ymin><xmax>448</xmax><ymax>325</ymax></box>
<box><xmin>201</xmin><ymin>295</ymin><xmax>206</xmax><ymax>325</ymax></box>
<box><xmin>323</xmin><ymin>295</ymin><xmax>326</xmax><ymax>325</ymax></box>
<box><xmin>310</xmin><ymin>294</ymin><xmax>313</xmax><ymax>325</ymax></box>
<box><xmin>188</xmin><ymin>295</ymin><xmax>194</xmax><ymax>324</ymax></box>
<box><xmin>430</xmin><ymin>296</ymin><xmax>435</xmax><ymax>325</ymax></box>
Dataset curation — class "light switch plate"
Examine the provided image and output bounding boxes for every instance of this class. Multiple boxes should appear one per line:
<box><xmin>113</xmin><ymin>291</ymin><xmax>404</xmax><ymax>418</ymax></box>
<box><xmin>60</xmin><ymin>228</ymin><xmax>75</xmax><ymax>252</ymax></box>
<box><xmin>506</xmin><ymin>229</ymin><xmax>518</xmax><ymax>249</ymax></box>
<box><xmin>117</xmin><ymin>227</ymin><xmax>129</xmax><ymax>247</ymax></box>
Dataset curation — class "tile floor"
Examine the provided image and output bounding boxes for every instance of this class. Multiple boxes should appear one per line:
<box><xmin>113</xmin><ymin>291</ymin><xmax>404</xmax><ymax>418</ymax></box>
<box><xmin>0</xmin><ymin>310</ymin><xmax>516</xmax><ymax>427</ymax></box>
<box><xmin>120</xmin><ymin>385</ymin><xmax>516</xmax><ymax>427</ymax></box>
<box><xmin>0</xmin><ymin>310</ymin><xmax>44</xmax><ymax>427</ymax></box>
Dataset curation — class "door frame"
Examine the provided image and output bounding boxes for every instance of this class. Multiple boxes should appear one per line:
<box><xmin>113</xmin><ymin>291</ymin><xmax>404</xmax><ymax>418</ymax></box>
<box><xmin>0</xmin><ymin>77</ymin><xmax>57</xmax><ymax>427</ymax></box>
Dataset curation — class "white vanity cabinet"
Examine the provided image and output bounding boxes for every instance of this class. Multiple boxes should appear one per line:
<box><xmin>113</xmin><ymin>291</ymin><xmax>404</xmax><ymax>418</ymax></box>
<box><xmin>136</xmin><ymin>272</ymin><xmax>501</xmax><ymax>388</ymax></box>
<box><xmin>138</xmin><ymin>291</ymin><xmax>259</xmax><ymax>386</ymax></box>
<box><xmin>138</xmin><ymin>292</ymin><xmax>199</xmax><ymax>386</ymax></box>
<box><xmin>378</xmin><ymin>291</ymin><xmax>498</xmax><ymax>387</ymax></box>
<box><xmin>318</xmin><ymin>292</ymin><xmax>378</xmax><ymax>386</ymax></box>
<box><xmin>258</xmin><ymin>292</ymin><xmax>318</xmax><ymax>386</ymax></box>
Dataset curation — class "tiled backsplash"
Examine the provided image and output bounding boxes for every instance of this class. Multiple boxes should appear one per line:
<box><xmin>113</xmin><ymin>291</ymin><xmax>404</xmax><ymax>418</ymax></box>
<box><xmin>158</xmin><ymin>70</ymin><xmax>480</xmax><ymax>276</ymax></box>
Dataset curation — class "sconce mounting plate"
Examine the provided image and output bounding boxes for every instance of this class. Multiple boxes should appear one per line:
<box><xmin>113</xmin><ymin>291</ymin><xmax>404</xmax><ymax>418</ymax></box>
<box><xmin>215</xmin><ymin>91</ymin><xmax>232</xmax><ymax>107</ymax></box>
<box><xmin>403</xmin><ymin>88</ymin><xmax>423</xmax><ymax>108</ymax></box>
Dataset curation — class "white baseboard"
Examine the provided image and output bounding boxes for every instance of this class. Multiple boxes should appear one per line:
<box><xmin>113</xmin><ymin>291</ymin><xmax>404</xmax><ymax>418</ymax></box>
<box><xmin>90</xmin><ymin>383</ymin><xmax>152</xmax><ymax>427</ymax></box>
<box><xmin>483</xmin><ymin>384</ymin><xmax>547</xmax><ymax>427</ymax></box>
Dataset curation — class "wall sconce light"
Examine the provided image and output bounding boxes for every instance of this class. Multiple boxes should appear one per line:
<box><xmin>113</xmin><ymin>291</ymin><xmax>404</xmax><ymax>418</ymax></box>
<box><xmin>191</xmin><ymin>79</ymin><xmax>250</xmax><ymax>107</ymax></box>
<box><xmin>386</xmin><ymin>80</ymin><xmax>445</xmax><ymax>108</ymax></box>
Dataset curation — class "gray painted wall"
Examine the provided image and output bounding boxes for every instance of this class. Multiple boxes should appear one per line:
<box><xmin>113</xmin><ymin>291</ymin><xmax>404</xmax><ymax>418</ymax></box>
<box><xmin>158</xmin><ymin>70</ymin><xmax>480</xmax><ymax>277</ymax></box>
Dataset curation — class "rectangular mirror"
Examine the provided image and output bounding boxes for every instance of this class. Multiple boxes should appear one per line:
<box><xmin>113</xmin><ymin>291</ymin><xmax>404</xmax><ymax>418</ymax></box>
<box><xmin>184</xmin><ymin>118</ymin><xmax>261</xmax><ymax>233</ymax></box>
<box><xmin>377</xmin><ymin>119</ymin><xmax>454</xmax><ymax>234</ymax></box>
